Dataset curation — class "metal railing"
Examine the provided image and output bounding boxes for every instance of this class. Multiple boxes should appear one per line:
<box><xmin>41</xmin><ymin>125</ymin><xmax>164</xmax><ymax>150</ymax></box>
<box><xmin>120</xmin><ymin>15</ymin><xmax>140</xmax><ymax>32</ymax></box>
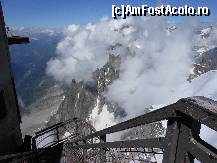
<box><xmin>0</xmin><ymin>96</ymin><xmax>217</xmax><ymax>163</ymax></box>
<box><xmin>32</xmin><ymin>117</ymin><xmax>96</xmax><ymax>149</ymax></box>
<box><xmin>0</xmin><ymin>118</ymin><xmax>95</xmax><ymax>162</ymax></box>
<box><xmin>68</xmin><ymin>96</ymin><xmax>217</xmax><ymax>163</ymax></box>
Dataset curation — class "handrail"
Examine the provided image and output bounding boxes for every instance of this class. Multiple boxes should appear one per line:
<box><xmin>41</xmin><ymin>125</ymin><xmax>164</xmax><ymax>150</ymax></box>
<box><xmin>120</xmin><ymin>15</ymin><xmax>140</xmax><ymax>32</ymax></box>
<box><xmin>71</xmin><ymin>96</ymin><xmax>217</xmax><ymax>163</ymax></box>
<box><xmin>35</xmin><ymin>118</ymin><xmax>78</xmax><ymax>137</ymax></box>
<box><xmin>33</xmin><ymin>117</ymin><xmax>96</xmax><ymax>149</ymax></box>
<box><xmin>74</xmin><ymin>96</ymin><xmax>217</xmax><ymax>143</ymax></box>
<box><xmin>1</xmin><ymin>96</ymin><xmax>216</xmax><ymax>163</ymax></box>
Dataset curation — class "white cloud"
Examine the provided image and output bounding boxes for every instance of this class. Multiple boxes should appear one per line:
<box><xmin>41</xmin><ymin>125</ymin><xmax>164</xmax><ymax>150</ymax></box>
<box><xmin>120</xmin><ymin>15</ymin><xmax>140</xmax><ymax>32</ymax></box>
<box><xmin>46</xmin><ymin>17</ymin><xmax>217</xmax><ymax>149</ymax></box>
<box><xmin>46</xmin><ymin>17</ymin><xmax>193</xmax><ymax>118</ymax></box>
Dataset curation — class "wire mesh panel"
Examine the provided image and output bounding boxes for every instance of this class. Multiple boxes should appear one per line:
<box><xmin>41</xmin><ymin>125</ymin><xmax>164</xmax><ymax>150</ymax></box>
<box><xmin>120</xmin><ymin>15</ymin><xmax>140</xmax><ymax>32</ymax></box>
<box><xmin>60</xmin><ymin>126</ymin><xmax>165</xmax><ymax>163</ymax></box>
<box><xmin>33</xmin><ymin>118</ymin><xmax>96</xmax><ymax>149</ymax></box>
<box><xmin>1</xmin><ymin>97</ymin><xmax>217</xmax><ymax>163</ymax></box>
<box><xmin>58</xmin><ymin>118</ymin><xmax>166</xmax><ymax>162</ymax></box>
<box><xmin>61</xmin><ymin>97</ymin><xmax>217</xmax><ymax>163</ymax></box>
<box><xmin>61</xmin><ymin>143</ymin><xmax>163</xmax><ymax>163</ymax></box>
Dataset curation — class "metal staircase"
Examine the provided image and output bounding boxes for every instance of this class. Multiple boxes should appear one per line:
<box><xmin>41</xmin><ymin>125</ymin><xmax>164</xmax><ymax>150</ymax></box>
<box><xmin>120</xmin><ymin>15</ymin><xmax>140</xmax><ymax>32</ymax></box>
<box><xmin>0</xmin><ymin>96</ymin><xmax>217</xmax><ymax>163</ymax></box>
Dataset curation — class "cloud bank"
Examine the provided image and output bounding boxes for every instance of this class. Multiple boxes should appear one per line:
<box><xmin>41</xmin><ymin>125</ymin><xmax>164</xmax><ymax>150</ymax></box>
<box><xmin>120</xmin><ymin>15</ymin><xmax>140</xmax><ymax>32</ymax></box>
<box><xmin>46</xmin><ymin>17</ymin><xmax>217</xmax><ymax>150</ymax></box>
<box><xmin>46</xmin><ymin>17</ymin><xmax>194</xmax><ymax>118</ymax></box>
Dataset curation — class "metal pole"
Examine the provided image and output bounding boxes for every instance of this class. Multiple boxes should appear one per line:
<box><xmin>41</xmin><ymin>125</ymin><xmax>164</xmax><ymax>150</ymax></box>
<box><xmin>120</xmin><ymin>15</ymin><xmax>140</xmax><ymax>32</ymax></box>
<box><xmin>100</xmin><ymin>135</ymin><xmax>107</xmax><ymax>162</ymax></box>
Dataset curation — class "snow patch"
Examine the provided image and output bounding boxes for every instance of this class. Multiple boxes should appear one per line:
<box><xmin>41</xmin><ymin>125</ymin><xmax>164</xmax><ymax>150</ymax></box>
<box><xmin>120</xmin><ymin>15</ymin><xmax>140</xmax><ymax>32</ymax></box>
<box><xmin>88</xmin><ymin>97</ymin><xmax>116</xmax><ymax>131</ymax></box>
<box><xmin>63</xmin><ymin>131</ymin><xmax>71</xmax><ymax>139</ymax></box>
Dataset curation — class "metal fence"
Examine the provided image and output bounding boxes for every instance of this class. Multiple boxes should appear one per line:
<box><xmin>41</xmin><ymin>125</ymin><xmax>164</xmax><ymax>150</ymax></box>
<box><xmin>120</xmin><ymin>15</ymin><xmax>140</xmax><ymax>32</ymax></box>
<box><xmin>0</xmin><ymin>118</ymin><xmax>95</xmax><ymax>163</ymax></box>
<box><xmin>0</xmin><ymin>96</ymin><xmax>217</xmax><ymax>163</ymax></box>
<box><xmin>32</xmin><ymin>118</ymin><xmax>96</xmax><ymax>149</ymax></box>
<box><xmin>68</xmin><ymin>96</ymin><xmax>217</xmax><ymax>163</ymax></box>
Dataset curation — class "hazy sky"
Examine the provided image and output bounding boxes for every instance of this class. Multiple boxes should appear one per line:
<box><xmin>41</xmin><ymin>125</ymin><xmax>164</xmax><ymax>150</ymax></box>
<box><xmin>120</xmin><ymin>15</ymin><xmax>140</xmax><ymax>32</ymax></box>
<box><xmin>2</xmin><ymin>0</ymin><xmax>217</xmax><ymax>28</ymax></box>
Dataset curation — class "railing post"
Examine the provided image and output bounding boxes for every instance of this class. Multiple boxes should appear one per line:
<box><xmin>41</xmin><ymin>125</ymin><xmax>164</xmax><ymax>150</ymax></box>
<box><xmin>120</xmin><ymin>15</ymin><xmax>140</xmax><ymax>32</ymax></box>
<box><xmin>32</xmin><ymin>137</ymin><xmax>39</xmax><ymax>163</ymax></box>
<box><xmin>32</xmin><ymin>137</ymin><xmax>37</xmax><ymax>151</ymax></box>
<box><xmin>175</xmin><ymin>115</ymin><xmax>201</xmax><ymax>163</ymax></box>
<box><xmin>163</xmin><ymin>119</ymin><xmax>180</xmax><ymax>163</ymax></box>
<box><xmin>163</xmin><ymin>113</ymin><xmax>201</xmax><ymax>163</ymax></box>
<box><xmin>56</xmin><ymin>126</ymin><xmax>60</xmax><ymax>142</ymax></box>
<box><xmin>22</xmin><ymin>135</ymin><xmax>32</xmax><ymax>152</ymax></box>
<box><xmin>100</xmin><ymin>135</ymin><xmax>106</xmax><ymax>162</ymax></box>
<box><xmin>82</xmin><ymin>140</ymin><xmax>88</xmax><ymax>163</ymax></box>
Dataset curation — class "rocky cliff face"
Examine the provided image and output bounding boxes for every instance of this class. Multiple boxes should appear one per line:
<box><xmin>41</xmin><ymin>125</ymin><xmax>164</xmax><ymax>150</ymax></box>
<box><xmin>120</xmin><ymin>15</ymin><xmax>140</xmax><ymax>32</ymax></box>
<box><xmin>21</xmin><ymin>84</ymin><xmax>64</xmax><ymax>136</ymax></box>
<box><xmin>189</xmin><ymin>47</ymin><xmax>217</xmax><ymax>80</ymax></box>
<box><xmin>189</xmin><ymin>25</ymin><xmax>217</xmax><ymax>80</ymax></box>
<box><xmin>48</xmin><ymin>54</ymin><xmax>125</xmax><ymax>128</ymax></box>
<box><xmin>48</xmin><ymin>51</ymin><xmax>164</xmax><ymax>140</ymax></box>
<box><xmin>196</xmin><ymin>47</ymin><xmax>217</xmax><ymax>72</ymax></box>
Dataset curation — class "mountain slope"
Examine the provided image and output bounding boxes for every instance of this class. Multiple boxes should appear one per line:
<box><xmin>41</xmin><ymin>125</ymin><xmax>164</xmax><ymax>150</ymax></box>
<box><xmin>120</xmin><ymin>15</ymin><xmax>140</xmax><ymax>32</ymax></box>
<box><xmin>9</xmin><ymin>28</ymin><xmax>63</xmax><ymax>106</ymax></box>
